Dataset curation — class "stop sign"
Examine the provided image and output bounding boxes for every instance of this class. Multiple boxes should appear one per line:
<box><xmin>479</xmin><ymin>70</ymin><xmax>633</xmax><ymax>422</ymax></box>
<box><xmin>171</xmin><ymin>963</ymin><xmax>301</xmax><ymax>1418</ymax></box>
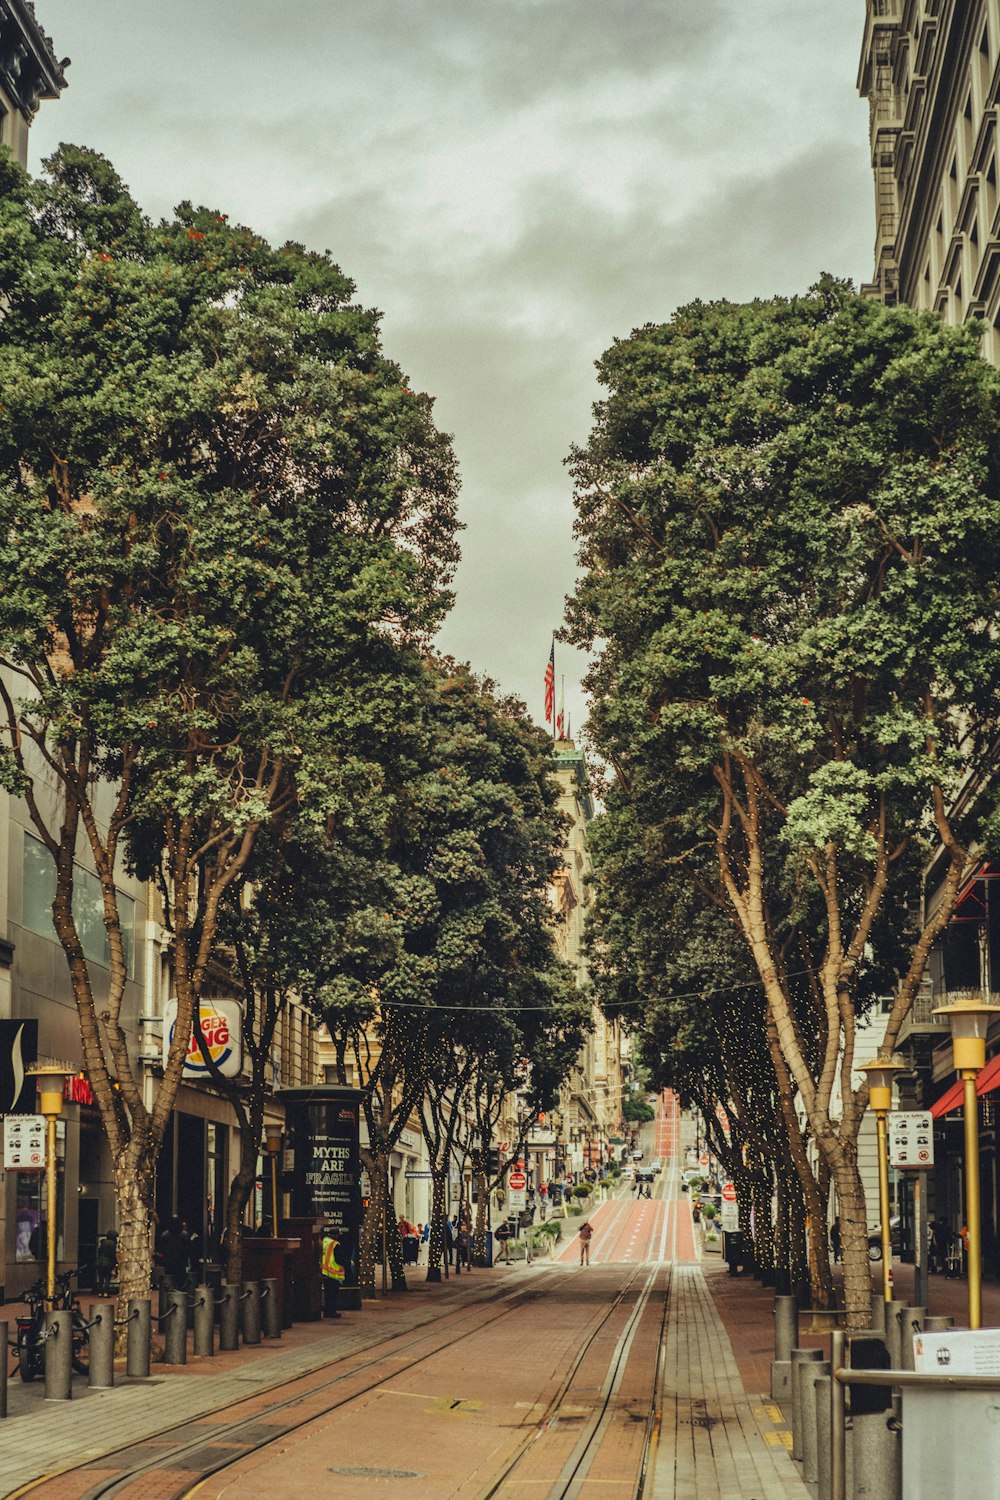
<box><xmin>699</xmin><ymin>1153</ymin><xmax>710</xmax><ymax>1169</ymax></box>
<box><xmin>509</xmin><ymin>1170</ymin><xmax>527</xmax><ymax>1191</ymax></box>
<box><xmin>721</xmin><ymin>1181</ymin><xmax>737</xmax><ymax>1203</ymax></box>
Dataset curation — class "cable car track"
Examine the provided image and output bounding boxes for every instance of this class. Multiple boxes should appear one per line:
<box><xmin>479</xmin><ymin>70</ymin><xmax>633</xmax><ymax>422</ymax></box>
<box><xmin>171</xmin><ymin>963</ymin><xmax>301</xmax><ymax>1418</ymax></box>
<box><xmin>10</xmin><ymin>1268</ymin><xmax>563</xmax><ymax>1500</ymax></box>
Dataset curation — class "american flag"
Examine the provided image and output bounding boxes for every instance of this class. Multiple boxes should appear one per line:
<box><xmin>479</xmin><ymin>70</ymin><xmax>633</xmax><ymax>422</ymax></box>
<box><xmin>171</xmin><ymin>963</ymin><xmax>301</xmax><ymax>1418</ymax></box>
<box><xmin>544</xmin><ymin>642</ymin><xmax>555</xmax><ymax>725</ymax></box>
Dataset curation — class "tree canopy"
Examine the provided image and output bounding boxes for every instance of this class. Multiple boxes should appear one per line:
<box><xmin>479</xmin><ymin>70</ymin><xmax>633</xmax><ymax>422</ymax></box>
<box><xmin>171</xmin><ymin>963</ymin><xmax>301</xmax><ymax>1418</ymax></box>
<box><xmin>0</xmin><ymin>145</ymin><xmax>460</xmax><ymax>1300</ymax></box>
<box><xmin>567</xmin><ymin>280</ymin><xmax>1000</xmax><ymax>1320</ymax></box>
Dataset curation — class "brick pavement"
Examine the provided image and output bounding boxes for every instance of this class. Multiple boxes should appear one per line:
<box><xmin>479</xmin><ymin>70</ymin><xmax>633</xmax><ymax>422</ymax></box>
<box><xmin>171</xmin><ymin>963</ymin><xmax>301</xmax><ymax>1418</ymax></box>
<box><xmin>651</xmin><ymin>1264</ymin><xmax>809</xmax><ymax>1500</ymax></box>
<box><xmin>0</xmin><ymin>1265</ymin><xmax>528</xmax><ymax>1496</ymax></box>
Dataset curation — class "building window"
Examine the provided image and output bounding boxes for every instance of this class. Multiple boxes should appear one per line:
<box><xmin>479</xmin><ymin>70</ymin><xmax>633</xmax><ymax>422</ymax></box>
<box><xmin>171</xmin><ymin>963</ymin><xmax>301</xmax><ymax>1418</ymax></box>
<box><xmin>22</xmin><ymin>831</ymin><xmax>135</xmax><ymax>975</ymax></box>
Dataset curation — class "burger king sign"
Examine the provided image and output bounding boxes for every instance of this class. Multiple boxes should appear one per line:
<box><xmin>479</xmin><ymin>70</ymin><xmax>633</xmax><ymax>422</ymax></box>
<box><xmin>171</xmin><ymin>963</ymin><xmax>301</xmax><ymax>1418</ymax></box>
<box><xmin>163</xmin><ymin>999</ymin><xmax>243</xmax><ymax>1079</ymax></box>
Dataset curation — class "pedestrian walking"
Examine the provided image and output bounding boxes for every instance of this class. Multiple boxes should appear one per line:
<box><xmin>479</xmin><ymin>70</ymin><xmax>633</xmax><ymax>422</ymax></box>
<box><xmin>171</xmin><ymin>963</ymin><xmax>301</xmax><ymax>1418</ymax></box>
<box><xmin>830</xmin><ymin>1218</ymin><xmax>841</xmax><ymax>1264</ymax></box>
<box><xmin>321</xmin><ymin>1225</ymin><xmax>344</xmax><ymax>1317</ymax></box>
<box><xmin>578</xmin><ymin>1220</ymin><xmax>594</xmax><ymax>1266</ymax></box>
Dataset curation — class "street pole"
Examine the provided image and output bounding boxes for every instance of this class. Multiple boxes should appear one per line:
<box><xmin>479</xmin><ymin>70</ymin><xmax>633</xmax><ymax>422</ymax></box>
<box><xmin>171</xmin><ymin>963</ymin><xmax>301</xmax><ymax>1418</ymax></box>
<box><xmin>29</xmin><ymin>1063</ymin><xmax>69</xmax><ymax>1306</ymax></box>
<box><xmin>963</xmin><ymin>1070</ymin><xmax>982</xmax><ymax>1330</ymax></box>
<box><xmin>45</xmin><ymin>1110</ymin><xmax>57</xmax><ymax>1304</ymax></box>
<box><xmin>933</xmin><ymin>998</ymin><xmax>998</xmax><ymax>1331</ymax></box>
<box><xmin>876</xmin><ymin>1111</ymin><xmax>893</xmax><ymax>1304</ymax></box>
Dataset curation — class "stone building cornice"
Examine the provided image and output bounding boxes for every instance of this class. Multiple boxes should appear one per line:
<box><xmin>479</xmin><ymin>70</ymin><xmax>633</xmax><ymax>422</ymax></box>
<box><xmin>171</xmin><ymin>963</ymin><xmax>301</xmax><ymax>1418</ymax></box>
<box><xmin>0</xmin><ymin>0</ymin><xmax>68</xmax><ymax>121</ymax></box>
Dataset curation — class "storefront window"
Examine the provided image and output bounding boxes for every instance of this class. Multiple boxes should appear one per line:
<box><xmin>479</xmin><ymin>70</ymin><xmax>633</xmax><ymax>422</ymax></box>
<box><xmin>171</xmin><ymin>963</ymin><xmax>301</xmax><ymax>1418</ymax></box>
<box><xmin>14</xmin><ymin>1123</ymin><xmax>65</xmax><ymax>1263</ymax></box>
<box><xmin>23</xmin><ymin>832</ymin><xmax>135</xmax><ymax>975</ymax></box>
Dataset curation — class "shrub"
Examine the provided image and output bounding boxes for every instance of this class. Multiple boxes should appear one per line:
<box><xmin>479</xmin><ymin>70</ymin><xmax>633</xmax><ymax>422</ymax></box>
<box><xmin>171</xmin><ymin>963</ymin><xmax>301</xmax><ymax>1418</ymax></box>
<box><xmin>572</xmin><ymin>1184</ymin><xmax>591</xmax><ymax>1199</ymax></box>
<box><xmin>702</xmin><ymin>1203</ymin><xmax>717</xmax><ymax>1221</ymax></box>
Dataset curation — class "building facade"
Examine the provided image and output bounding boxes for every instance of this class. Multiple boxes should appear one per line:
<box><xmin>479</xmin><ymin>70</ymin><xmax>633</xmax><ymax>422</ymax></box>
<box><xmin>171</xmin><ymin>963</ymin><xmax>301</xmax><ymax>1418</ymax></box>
<box><xmin>0</xmin><ymin>0</ymin><xmax>67</xmax><ymax>168</ymax></box>
<box><xmin>859</xmin><ymin>0</ymin><xmax>1000</xmax><ymax>1269</ymax></box>
<box><xmin>859</xmin><ymin>0</ymin><xmax>1000</xmax><ymax>353</ymax></box>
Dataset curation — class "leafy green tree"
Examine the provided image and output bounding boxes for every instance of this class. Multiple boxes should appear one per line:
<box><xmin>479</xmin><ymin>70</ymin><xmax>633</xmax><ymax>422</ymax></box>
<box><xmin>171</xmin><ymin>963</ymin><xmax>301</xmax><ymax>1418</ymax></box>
<box><xmin>322</xmin><ymin>661</ymin><xmax>584</xmax><ymax>1292</ymax></box>
<box><xmin>587</xmin><ymin>807</ymin><xmax>829</xmax><ymax>1301</ymax></box>
<box><xmin>0</xmin><ymin>147</ymin><xmax>458</xmax><ymax>1307</ymax></box>
<box><xmin>567</xmin><ymin>282</ymin><xmax>1000</xmax><ymax>1324</ymax></box>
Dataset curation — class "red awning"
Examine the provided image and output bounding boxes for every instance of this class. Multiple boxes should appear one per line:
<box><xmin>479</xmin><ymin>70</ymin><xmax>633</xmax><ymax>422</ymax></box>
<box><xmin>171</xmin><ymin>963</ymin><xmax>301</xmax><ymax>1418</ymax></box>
<box><xmin>975</xmin><ymin>1053</ymin><xmax>1000</xmax><ymax>1097</ymax></box>
<box><xmin>930</xmin><ymin>1052</ymin><xmax>1000</xmax><ymax>1117</ymax></box>
<box><xmin>930</xmin><ymin>1080</ymin><xmax>964</xmax><ymax>1118</ymax></box>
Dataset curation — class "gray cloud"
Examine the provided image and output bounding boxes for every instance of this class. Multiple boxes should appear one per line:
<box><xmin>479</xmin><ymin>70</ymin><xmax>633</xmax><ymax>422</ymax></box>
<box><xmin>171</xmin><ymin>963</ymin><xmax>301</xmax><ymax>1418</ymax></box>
<box><xmin>31</xmin><ymin>0</ymin><xmax>875</xmax><ymax>740</ymax></box>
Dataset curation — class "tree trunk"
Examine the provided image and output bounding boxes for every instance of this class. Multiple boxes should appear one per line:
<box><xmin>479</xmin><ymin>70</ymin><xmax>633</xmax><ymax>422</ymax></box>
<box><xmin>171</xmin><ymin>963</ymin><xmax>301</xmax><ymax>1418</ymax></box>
<box><xmin>474</xmin><ymin>1171</ymin><xmax>489</xmax><ymax>1264</ymax></box>
<box><xmin>113</xmin><ymin>1147</ymin><xmax>156</xmax><ymax>1351</ymax></box>
<box><xmin>425</xmin><ymin>1171</ymin><xmax>448</xmax><ymax>1283</ymax></box>
<box><xmin>359</xmin><ymin>1148</ymin><xmax>388</xmax><ymax>1298</ymax></box>
<box><xmin>830</xmin><ymin>1153</ymin><xmax>872</xmax><ymax>1329</ymax></box>
<box><xmin>224</xmin><ymin>1129</ymin><xmax>259</xmax><ymax>1286</ymax></box>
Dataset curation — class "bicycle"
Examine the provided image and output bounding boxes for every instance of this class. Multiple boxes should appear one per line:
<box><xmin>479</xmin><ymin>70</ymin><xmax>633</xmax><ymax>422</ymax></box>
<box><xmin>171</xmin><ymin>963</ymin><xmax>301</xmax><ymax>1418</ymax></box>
<box><xmin>13</xmin><ymin>1268</ymin><xmax>91</xmax><ymax>1382</ymax></box>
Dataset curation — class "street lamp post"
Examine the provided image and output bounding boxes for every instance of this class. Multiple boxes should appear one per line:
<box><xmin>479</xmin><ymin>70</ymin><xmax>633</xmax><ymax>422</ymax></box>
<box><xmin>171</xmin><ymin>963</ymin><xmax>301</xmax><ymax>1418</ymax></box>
<box><xmin>858</xmin><ymin>1055</ymin><xmax>907</xmax><ymax>1305</ymax></box>
<box><xmin>263</xmin><ymin>1124</ymin><xmax>283</xmax><ymax>1234</ymax></box>
<box><xmin>932</xmin><ymin>997</ymin><xmax>1000</xmax><ymax>1329</ymax></box>
<box><xmin>27</xmin><ymin>1060</ymin><xmax>72</xmax><ymax>1305</ymax></box>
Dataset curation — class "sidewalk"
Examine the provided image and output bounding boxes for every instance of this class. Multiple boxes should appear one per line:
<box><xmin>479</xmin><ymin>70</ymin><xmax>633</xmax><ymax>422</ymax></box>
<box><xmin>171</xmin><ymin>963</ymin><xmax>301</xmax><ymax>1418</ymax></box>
<box><xmin>653</xmin><ymin>1264</ymin><xmax>809</xmax><ymax>1499</ymax></box>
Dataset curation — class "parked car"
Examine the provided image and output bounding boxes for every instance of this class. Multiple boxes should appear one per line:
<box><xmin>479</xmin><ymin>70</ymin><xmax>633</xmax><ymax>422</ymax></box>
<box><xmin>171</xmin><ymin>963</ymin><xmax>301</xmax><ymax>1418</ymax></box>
<box><xmin>867</xmin><ymin>1217</ymin><xmax>902</xmax><ymax>1261</ymax></box>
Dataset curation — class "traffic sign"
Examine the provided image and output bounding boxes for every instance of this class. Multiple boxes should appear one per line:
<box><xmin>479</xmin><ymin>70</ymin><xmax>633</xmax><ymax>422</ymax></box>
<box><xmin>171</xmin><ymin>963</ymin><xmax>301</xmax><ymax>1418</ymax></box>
<box><xmin>699</xmin><ymin>1153</ymin><xmax>710</xmax><ymax>1169</ymax></box>
<box><xmin>3</xmin><ymin>1114</ymin><xmax>46</xmax><ymax>1170</ymax></box>
<box><xmin>721</xmin><ymin>1180</ymin><xmax>737</xmax><ymax>1203</ymax></box>
<box><xmin>508</xmin><ymin>1187</ymin><xmax>526</xmax><ymax>1212</ymax></box>
<box><xmin>509</xmin><ymin>1169</ymin><xmax>527</xmax><ymax>1191</ymax></box>
<box><xmin>888</xmin><ymin>1110</ymin><xmax>934</xmax><ymax>1169</ymax></box>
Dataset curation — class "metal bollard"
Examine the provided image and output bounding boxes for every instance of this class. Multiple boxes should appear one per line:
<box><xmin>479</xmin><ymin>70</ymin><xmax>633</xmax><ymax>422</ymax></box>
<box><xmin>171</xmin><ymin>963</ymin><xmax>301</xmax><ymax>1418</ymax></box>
<box><xmin>163</xmin><ymin>1288</ymin><xmax>187</xmax><ymax>1365</ymax></box>
<box><xmin>127</xmin><ymin>1298</ymin><xmax>151</xmax><ymax>1378</ymax></box>
<box><xmin>44</xmin><ymin>1311</ymin><xmax>72</xmax><ymax>1401</ymax></box>
<box><xmin>900</xmin><ymin>1305</ymin><xmax>923</xmax><ymax>1372</ymax></box>
<box><xmin>261</xmin><ymin>1278</ymin><xmax>281</xmax><ymax>1340</ymax></box>
<box><xmin>219</xmin><ymin>1284</ymin><xmax>240</xmax><ymax>1351</ymax></box>
<box><xmin>193</xmin><ymin>1286</ymin><xmax>214</xmax><ymax>1358</ymax></box>
<box><xmin>0</xmin><ymin>1321</ymin><xmax>7</xmax><ymax>1418</ymax></box>
<box><xmin>884</xmin><ymin>1300</ymin><xmax>907</xmax><ymax>1370</ymax></box>
<box><xmin>815</xmin><ymin>1371</ymin><xmax>833</xmax><ymax>1500</ymax></box>
<box><xmin>775</xmin><ymin>1295</ymin><xmax>799</xmax><ymax>1360</ymax></box>
<box><xmin>241</xmin><ymin>1281</ymin><xmax>261</xmax><ymax>1346</ymax></box>
<box><xmin>88</xmin><ymin>1305</ymin><xmax>114</xmax><ymax>1389</ymax></box>
<box><xmin>790</xmin><ymin>1348</ymin><xmax>823</xmax><ymax>1460</ymax></box>
<box><xmin>869</xmin><ymin>1293</ymin><xmax>885</xmax><ymax>1335</ymax></box>
<box><xmin>158</xmin><ymin>1277</ymin><xmax>173</xmax><ymax>1324</ymax></box>
<box><xmin>803</xmin><ymin>1360</ymin><xmax>831</xmax><ymax>1484</ymax></box>
<box><xmin>772</xmin><ymin>1295</ymin><xmax>798</xmax><ymax>1401</ymax></box>
<box><xmin>851</xmin><ymin>1406</ymin><xmax>900</xmax><ymax>1500</ymax></box>
<box><xmin>923</xmin><ymin>1313</ymin><xmax>954</xmax><ymax>1332</ymax></box>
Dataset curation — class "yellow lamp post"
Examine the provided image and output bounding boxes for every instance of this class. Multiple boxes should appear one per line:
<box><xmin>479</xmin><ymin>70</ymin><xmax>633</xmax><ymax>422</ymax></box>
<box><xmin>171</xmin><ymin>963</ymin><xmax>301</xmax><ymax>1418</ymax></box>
<box><xmin>859</xmin><ymin>1055</ymin><xmax>908</xmax><ymax>1304</ymax></box>
<box><xmin>932</xmin><ymin>997</ymin><xmax>1000</xmax><ymax>1330</ymax></box>
<box><xmin>26</xmin><ymin>1060</ymin><xmax>72</xmax><ymax>1305</ymax></box>
<box><xmin>263</xmin><ymin>1124</ymin><xmax>283</xmax><ymax>1234</ymax></box>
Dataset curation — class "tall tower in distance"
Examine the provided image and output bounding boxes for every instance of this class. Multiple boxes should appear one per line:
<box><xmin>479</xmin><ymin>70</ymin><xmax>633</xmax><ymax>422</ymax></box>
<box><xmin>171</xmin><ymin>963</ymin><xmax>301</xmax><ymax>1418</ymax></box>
<box><xmin>0</xmin><ymin>0</ymin><xmax>68</xmax><ymax>167</ymax></box>
<box><xmin>858</xmin><ymin>2</ymin><xmax>1000</xmax><ymax>363</ymax></box>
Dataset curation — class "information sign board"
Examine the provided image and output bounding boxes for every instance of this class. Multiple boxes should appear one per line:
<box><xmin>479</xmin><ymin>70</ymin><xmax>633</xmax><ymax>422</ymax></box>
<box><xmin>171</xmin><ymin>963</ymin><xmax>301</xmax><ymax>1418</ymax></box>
<box><xmin>507</xmin><ymin>1187</ymin><xmax>526</xmax><ymax>1213</ymax></box>
<box><xmin>3</xmin><ymin>1113</ymin><xmax>46</xmax><ymax>1170</ymax></box>
<box><xmin>888</xmin><ymin>1110</ymin><xmax>934</xmax><ymax>1170</ymax></box>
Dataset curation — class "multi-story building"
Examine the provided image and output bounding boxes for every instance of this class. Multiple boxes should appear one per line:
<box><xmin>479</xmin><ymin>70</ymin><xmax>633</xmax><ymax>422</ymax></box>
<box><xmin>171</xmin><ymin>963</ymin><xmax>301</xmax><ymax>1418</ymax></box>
<box><xmin>859</xmin><ymin>0</ymin><xmax>1000</xmax><ymax>1266</ymax></box>
<box><xmin>0</xmin><ymin>0</ymin><xmax>67</xmax><ymax>168</ymax></box>
<box><xmin>858</xmin><ymin>0</ymin><xmax>1000</xmax><ymax>347</ymax></box>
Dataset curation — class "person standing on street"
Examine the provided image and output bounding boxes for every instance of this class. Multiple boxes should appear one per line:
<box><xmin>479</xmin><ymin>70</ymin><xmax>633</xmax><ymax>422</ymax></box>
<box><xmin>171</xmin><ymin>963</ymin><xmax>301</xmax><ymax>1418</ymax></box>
<box><xmin>578</xmin><ymin>1221</ymin><xmax>594</xmax><ymax>1266</ymax></box>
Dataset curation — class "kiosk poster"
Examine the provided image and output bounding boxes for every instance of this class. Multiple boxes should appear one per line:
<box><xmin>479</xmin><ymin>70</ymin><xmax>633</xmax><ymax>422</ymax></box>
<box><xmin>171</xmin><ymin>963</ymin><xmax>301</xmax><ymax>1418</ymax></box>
<box><xmin>279</xmin><ymin>1086</ymin><xmax>362</xmax><ymax>1311</ymax></box>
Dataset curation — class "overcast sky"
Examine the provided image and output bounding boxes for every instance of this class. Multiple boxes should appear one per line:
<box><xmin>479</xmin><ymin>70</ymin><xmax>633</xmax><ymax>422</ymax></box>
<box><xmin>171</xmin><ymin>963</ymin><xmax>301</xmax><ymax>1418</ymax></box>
<box><xmin>30</xmin><ymin>1</ymin><xmax>875</xmax><ymax>742</ymax></box>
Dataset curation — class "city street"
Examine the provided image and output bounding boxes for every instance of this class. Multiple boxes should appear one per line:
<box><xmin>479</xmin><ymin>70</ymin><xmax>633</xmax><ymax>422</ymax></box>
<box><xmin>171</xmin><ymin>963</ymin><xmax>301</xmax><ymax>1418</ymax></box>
<box><xmin>0</xmin><ymin>1096</ymin><xmax>808</xmax><ymax>1500</ymax></box>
